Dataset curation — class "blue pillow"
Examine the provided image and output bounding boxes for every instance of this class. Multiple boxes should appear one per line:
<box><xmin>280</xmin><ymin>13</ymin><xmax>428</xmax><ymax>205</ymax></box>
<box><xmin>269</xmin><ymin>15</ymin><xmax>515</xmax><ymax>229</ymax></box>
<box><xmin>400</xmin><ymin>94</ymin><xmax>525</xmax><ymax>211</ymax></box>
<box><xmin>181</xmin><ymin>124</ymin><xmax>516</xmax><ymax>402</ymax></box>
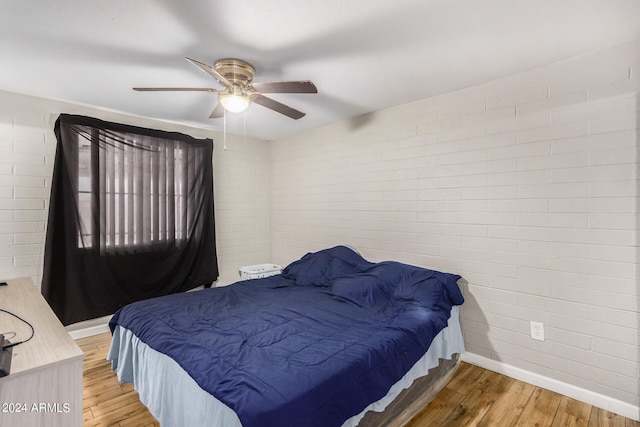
<box><xmin>393</xmin><ymin>272</ymin><xmax>462</xmax><ymax>310</ymax></box>
<box><xmin>281</xmin><ymin>246</ymin><xmax>372</xmax><ymax>286</ymax></box>
<box><xmin>393</xmin><ymin>276</ymin><xmax>443</xmax><ymax>309</ymax></box>
<box><xmin>281</xmin><ymin>252</ymin><xmax>332</xmax><ymax>286</ymax></box>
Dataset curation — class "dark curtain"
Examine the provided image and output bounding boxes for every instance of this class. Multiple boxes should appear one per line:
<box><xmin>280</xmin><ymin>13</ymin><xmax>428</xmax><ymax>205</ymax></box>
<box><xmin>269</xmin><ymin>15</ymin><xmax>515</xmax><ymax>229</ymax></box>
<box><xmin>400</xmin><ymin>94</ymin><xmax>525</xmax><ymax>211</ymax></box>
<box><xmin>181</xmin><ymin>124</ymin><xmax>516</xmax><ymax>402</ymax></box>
<box><xmin>42</xmin><ymin>114</ymin><xmax>218</xmax><ymax>325</ymax></box>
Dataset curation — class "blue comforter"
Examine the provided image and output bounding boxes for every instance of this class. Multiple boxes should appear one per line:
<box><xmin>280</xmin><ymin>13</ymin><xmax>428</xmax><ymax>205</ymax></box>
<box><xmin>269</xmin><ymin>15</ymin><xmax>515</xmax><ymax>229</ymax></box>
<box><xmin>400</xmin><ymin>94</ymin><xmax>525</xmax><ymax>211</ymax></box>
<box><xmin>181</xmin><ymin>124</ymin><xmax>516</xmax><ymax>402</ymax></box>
<box><xmin>109</xmin><ymin>246</ymin><xmax>464</xmax><ymax>427</ymax></box>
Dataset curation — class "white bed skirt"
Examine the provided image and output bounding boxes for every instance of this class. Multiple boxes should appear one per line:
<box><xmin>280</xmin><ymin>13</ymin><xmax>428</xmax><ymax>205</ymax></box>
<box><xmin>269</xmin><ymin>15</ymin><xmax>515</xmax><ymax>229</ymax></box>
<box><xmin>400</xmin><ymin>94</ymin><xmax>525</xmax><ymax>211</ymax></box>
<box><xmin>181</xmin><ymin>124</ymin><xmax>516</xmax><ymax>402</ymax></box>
<box><xmin>108</xmin><ymin>305</ymin><xmax>464</xmax><ymax>427</ymax></box>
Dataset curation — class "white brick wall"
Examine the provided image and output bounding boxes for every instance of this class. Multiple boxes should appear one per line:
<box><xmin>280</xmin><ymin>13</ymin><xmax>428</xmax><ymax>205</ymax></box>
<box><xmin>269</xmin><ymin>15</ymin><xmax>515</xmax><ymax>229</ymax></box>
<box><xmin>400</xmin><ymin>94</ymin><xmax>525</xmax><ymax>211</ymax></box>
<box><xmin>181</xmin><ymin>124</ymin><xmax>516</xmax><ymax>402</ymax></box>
<box><xmin>270</xmin><ymin>40</ymin><xmax>640</xmax><ymax>409</ymax></box>
<box><xmin>0</xmin><ymin>91</ymin><xmax>270</xmax><ymax>289</ymax></box>
<box><xmin>213</xmin><ymin>132</ymin><xmax>271</xmax><ymax>285</ymax></box>
<box><xmin>0</xmin><ymin>104</ymin><xmax>52</xmax><ymax>281</ymax></box>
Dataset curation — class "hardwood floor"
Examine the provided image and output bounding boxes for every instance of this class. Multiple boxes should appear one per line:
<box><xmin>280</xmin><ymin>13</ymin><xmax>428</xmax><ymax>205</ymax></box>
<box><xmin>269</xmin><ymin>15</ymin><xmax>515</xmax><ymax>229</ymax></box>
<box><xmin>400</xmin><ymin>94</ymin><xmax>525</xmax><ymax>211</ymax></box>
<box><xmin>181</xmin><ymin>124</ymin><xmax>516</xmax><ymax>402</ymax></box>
<box><xmin>78</xmin><ymin>332</ymin><xmax>158</xmax><ymax>427</ymax></box>
<box><xmin>406</xmin><ymin>362</ymin><xmax>640</xmax><ymax>427</ymax></box>
<box><xmin>78</xmin><ymin>333</ymin><xmax>639</xmax><ymax>427</ymax></box>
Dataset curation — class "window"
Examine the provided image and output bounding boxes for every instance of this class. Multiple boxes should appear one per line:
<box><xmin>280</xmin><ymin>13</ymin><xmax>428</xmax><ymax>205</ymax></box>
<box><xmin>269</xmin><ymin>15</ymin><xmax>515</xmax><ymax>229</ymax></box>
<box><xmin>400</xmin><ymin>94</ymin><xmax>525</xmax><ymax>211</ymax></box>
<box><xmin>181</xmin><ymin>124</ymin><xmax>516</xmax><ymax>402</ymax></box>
<box><xmin>75</xmin><ymin>128</ymin><xmax>192</xmax><ymax>252</ymax></box>
<box><xmin>43</xmin><ymin>115</ymin><xmax>218</xmax><ymax>325</ymax></box>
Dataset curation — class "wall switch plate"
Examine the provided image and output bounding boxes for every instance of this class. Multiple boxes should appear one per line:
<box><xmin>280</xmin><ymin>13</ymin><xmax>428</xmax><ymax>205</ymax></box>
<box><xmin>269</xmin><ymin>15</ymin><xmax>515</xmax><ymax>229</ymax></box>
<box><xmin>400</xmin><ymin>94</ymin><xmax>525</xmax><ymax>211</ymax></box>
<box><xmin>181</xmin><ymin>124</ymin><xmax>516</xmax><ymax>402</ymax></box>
<box><xmin>530</xmin><ymin>321</ymin><xmax>545</xmax><ymax>341</ymax></box>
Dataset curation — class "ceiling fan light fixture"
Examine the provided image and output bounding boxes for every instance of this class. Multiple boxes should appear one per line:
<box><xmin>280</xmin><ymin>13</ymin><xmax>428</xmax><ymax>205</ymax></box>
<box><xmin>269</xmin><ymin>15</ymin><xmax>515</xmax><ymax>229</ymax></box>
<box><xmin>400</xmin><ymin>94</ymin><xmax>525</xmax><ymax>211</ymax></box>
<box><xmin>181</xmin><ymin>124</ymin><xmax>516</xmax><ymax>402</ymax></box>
<box><xmin>219</xmin><ymin>92</ymin><xmax>250</xmax><ymax>113</ymax></box>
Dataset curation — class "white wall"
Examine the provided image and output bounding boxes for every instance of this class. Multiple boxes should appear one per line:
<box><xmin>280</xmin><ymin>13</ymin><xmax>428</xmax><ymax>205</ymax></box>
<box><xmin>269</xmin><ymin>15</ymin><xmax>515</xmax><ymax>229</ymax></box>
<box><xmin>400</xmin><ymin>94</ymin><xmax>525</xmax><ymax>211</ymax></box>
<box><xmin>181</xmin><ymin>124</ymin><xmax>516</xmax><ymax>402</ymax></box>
<box><xmin>214</xmin><ymin>129</ymin><xmax>271</xmax><ymax>284</ymax></box>
<box><xmin>270</xmin><ymin>40</ymin><xmax>639</xmax><ymax>416</ymax></box>
<box><xmin>0</xmin><ymin>91</ymin><xmax>270</xmax><ymax>288</ymax></box>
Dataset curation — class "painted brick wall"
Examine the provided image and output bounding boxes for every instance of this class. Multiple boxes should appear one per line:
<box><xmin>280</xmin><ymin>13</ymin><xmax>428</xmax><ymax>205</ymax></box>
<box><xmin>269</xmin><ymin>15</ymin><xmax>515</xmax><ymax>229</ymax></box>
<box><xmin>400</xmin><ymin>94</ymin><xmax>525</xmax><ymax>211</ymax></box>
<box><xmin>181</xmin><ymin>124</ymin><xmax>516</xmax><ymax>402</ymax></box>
<box><xmin>0</xmin><ymin>91</ymin><xmax>270</xmax><ymax>289</ymax></box>
<box><xmin>213</xmin><ymin>131</ymin><xmax>271</xmax><ymax>284</ymax></box>
<box><xmin>0</xmin><ymin>96</ymin><xmax>54</xmax><ymax>282</ymax></box>
<box><xmin>270</xmin><ymin>40</ymin><xmax>639</xmax><ymax>409</ymax></box>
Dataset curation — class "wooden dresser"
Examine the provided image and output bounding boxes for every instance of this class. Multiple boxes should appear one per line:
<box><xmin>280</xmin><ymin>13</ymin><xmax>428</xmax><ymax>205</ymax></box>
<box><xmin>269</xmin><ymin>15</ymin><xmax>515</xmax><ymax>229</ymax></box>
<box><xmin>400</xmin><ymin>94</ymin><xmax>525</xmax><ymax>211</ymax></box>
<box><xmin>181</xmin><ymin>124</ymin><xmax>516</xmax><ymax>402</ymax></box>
<box><xmin>0</xmin><ymin>277</ymin><xmax>84</xmax><ymax>427</ymax></box>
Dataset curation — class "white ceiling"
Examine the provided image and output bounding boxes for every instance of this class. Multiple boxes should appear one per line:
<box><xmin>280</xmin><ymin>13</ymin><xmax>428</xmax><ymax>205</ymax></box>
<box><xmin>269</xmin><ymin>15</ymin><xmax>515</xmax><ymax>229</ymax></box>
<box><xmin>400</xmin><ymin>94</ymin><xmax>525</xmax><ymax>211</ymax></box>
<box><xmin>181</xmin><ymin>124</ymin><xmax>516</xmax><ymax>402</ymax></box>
<box><xmin>2</xmin><ymin>0</ymin><xmax>639</xmax><ymax>140</ymax></box>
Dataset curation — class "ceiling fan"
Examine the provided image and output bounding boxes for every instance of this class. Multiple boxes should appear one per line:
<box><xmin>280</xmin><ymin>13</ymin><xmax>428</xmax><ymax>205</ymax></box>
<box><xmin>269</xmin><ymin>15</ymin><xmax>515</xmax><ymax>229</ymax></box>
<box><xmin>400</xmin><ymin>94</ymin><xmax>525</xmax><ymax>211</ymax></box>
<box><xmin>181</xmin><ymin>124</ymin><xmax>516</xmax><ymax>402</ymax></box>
<box><xmin>134</xmin><ymin>57</ymin><xmax>317</xmax><ymax>120</ymax></box>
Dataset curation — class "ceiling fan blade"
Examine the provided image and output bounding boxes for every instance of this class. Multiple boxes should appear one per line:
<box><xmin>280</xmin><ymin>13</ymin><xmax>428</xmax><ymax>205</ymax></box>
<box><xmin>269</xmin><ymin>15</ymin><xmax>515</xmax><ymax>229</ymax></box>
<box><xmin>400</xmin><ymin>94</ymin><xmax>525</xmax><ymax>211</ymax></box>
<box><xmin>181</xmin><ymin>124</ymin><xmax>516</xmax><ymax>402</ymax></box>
<box><xmin>209</xmin><ymin>102</ymin><xmax>225</xmax><ymax>119</ymax></box>
<box><xmin>250</xmin><ymin>80</ymin><xmax>317</xmax><ymax>94</ymax></box>
<box><xmin>252</xmin><ymin>94</ymin><xmax>306</xmax><ymax>120</ymax></box>
<box><xmin>185</xmin><ymin>57</ymin><xmax>232</xmax><ymax>88</ymax></box>
<box><xmin>133</xmin><ymin>87</ymin><xmax>222</xmax><ymax>92</ymax></box>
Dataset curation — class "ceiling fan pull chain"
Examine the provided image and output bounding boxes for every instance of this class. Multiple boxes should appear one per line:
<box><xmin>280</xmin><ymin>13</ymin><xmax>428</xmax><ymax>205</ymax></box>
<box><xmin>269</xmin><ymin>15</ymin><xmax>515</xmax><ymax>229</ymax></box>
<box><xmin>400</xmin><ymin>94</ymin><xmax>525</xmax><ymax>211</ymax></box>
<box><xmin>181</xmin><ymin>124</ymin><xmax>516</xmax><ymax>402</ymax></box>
<box><xmin>223</xmin><ymin>109</ymin><xmax>228</xmax><ymax>151</ymax></box>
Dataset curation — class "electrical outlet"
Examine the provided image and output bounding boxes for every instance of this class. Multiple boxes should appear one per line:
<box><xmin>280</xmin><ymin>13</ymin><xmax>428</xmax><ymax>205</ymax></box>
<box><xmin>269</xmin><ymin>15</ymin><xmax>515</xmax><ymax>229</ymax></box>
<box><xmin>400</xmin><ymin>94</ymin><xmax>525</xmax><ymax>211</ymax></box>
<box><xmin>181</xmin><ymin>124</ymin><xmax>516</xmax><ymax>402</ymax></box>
<box><xmin>530</xmin><ymin>321</ymin><xmax>545</xmax><ymax>341</ymax></box>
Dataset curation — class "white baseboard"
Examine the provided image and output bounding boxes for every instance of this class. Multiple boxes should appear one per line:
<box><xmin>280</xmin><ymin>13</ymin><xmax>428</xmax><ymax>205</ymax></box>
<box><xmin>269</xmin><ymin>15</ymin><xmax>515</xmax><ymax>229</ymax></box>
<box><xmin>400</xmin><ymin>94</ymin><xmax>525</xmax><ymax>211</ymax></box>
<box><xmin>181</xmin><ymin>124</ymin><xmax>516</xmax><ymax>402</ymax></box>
<box><xmin>461</xmin><ymin>352</ymin><xmax>640</xmax><ymax>422</ymax></box>
<box><xmin>68</xmin><ymin>322</ymin><xmax>110</xmax><ymax>340</ymax></box>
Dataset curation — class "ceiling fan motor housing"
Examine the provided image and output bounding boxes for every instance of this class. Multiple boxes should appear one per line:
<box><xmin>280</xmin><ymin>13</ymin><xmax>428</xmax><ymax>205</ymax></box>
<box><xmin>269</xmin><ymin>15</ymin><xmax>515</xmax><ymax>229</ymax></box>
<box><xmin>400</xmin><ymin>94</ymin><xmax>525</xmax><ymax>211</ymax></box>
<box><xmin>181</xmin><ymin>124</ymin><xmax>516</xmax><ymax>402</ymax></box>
<box><xmin>214</xmin><ymin>59</ymin><xmax>256</xmax><ymax>86</ymax></box>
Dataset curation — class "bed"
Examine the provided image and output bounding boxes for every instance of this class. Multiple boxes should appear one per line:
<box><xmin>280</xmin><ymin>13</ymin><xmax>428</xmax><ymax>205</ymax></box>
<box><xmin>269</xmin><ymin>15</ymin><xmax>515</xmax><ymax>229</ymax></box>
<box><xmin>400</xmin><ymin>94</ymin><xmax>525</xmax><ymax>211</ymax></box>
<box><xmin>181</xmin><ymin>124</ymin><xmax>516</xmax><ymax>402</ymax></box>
<box><xmin>107</xmin><ymin>245</ymin><xmax>465</xmax><ymax>426</ymax></box>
